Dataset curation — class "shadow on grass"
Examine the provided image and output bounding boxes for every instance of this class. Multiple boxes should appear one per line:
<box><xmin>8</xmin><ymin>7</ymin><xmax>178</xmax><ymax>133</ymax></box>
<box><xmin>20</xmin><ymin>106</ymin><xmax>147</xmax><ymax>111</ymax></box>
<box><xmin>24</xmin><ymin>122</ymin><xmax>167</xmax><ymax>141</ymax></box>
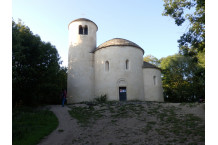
<box><xmin>12</xmin><ymin>106</ymin><xmax>58</xmax><ymax>145</ymax></box>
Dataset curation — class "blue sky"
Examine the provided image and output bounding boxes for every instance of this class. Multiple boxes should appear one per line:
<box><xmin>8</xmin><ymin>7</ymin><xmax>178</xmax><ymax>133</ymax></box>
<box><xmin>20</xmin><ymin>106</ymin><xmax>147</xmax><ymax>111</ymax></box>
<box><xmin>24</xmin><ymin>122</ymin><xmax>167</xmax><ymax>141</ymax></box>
<box><xmin>12</xmin><ymin>0</ymin><xmax>189</xmax><ymax>67</ymax></box>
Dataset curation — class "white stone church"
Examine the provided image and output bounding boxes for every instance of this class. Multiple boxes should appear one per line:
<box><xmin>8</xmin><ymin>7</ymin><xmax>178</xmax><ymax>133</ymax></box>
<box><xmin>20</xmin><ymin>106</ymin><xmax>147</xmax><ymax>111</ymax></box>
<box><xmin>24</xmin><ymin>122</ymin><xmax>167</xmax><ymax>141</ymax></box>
<box><xmin>67</xmin><ymin>18</ymin><xmax>164</xmax><ymax>103</ymax></box>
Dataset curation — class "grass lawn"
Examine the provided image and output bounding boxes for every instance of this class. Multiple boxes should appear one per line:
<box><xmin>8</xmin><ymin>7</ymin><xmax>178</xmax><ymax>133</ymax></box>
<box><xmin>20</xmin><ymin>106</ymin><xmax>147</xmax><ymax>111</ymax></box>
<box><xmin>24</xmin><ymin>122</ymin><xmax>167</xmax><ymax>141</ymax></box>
<box><xmin>12</xmin><ymin>106</ymin><xmax>58</xmax><ymax>145</ymax></box>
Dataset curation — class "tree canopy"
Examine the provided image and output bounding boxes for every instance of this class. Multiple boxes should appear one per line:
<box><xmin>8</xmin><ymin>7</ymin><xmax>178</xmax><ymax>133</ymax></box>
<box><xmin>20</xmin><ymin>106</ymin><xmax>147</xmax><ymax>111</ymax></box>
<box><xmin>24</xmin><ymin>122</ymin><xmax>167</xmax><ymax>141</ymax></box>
<box><xmin>12</xmin><ymin>20</ymin><xmax>67</xmax><ymax>106</ymax></box>
<box><xmin>143</xmin><ymin>55</ymin><xmax>160</xmax><ymax>67</ymax></box>
<box><xmin>163</xmin><ymin>0</ymin><xmax>205</xmax><ymax>57</ymax></box>
<box><xmin>160</xmin><ymin>54</ymin><xmax>204</xmax><ymax>102</ymax></box>
<box><xmin>162</xmin><ymin>0</ymin><xmax>205</xmax><ymax>102</ymax></box>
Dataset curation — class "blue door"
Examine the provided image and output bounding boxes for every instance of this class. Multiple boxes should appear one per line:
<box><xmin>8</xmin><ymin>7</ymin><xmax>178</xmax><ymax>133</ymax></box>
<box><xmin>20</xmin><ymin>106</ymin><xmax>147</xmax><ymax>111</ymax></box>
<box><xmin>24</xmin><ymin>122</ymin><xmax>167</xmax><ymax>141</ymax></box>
<box><xmin>119</xmin><ymin>87</ymin><xmax>127</xmax><ymax>101</ymax></box>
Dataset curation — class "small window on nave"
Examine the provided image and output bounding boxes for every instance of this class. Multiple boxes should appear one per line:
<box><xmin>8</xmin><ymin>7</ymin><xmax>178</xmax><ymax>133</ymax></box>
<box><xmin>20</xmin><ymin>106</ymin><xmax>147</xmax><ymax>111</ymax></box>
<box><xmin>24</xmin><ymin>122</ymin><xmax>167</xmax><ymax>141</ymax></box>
<box><xmin>105</xmin><ymin>61</ymin><xmax>109</xmax><ymax>72</ymax></box>
<box><xmin>126</xmin><ymin>60</ymin><xmax>129</xmax><ymax>70</ymax></box>
<box><xmin>153</xmin><ymin>76</ymin><xmax>157</xmax><ymax>86</ymax></box>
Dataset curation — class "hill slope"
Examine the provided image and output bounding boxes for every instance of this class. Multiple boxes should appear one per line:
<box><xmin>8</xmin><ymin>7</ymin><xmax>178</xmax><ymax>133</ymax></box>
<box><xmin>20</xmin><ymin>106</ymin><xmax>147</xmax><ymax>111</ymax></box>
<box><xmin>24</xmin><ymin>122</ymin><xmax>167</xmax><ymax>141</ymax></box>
<box><xmin>68</xmin><ymin>102</ymin><xmax>205</xmax><ymax>145</ymax></box>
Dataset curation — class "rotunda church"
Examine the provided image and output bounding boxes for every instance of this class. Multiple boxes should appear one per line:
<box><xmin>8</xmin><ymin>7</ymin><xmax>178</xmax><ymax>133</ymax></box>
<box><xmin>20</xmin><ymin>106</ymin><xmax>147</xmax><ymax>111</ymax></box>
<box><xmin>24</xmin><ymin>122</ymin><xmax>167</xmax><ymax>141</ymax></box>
<box><xmin>67</xmin><ymin>18</ymin><xmax>164</xmax><ymax>103</ymax></box>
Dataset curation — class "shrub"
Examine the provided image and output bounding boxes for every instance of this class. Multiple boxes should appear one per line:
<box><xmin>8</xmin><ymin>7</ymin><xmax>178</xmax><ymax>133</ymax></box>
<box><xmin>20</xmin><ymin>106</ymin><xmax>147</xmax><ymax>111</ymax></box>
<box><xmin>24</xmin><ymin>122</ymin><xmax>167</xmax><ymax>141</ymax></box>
<box><xmin>94</xmin><ymin>94</ymin><xmax>107</xmax><ymax>103</ymax></box>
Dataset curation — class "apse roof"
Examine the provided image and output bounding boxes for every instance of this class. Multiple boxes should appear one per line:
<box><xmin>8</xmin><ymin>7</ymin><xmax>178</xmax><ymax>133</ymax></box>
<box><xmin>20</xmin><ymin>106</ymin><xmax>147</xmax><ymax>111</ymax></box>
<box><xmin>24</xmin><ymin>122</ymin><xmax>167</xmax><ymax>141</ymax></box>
<box><xmin>142</xmin><ymin>61</ymin><xmax>160</xmax><ymax>70</ymax></box>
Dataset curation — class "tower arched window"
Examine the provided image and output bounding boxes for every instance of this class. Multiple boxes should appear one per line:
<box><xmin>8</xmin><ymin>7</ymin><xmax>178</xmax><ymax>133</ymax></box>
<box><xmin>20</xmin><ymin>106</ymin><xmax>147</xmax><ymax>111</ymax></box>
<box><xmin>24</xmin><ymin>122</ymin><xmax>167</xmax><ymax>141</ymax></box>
<box><xmin>84</xmin><ymin>25</ymin><xmax>88</xmax><ymax>35</ymax></box>
<box><xmin>105</xmin><ymin>61</ymin><xmax>109</xmax><ymax>72</ymax></box>
<box><xmin>79</xmin><ymin>25</ymin><xmax>83</xmax><ymax>34</ymax></box>
<box><xmin>126</xmin><ymin>59</ymin><xmax>129</xmax><ymax>70</ymax></box>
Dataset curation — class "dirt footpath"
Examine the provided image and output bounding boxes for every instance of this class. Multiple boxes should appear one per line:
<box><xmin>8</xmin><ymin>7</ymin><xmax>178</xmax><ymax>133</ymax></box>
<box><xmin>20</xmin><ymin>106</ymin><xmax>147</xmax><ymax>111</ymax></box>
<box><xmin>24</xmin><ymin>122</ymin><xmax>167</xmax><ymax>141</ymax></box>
<box><xmin>37</xmin><ymin>105</ymin><xmax>79</xmax><ymax>145</ymax></box>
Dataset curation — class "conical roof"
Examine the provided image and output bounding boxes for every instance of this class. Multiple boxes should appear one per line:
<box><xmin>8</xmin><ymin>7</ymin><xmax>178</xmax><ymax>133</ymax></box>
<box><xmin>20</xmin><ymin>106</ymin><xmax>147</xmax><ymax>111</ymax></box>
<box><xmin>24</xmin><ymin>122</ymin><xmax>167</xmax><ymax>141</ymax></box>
<box><xmin>68</xmin><ymin>18</ymin><xmax>98</xmax><ymax>30</ymax></box>
<box><xmin>95</xmin><ymin>38</ymin><xmax>144</xmax><ymax>53</ymax></box>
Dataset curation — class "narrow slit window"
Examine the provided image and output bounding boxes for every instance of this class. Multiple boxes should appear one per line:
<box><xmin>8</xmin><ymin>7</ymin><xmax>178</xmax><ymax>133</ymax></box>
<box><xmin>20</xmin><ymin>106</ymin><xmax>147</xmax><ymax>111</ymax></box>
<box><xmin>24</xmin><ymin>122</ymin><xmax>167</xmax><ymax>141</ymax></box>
<box><xmin>153</xmin><ymin>76</ymin><xmax>157</xmax><ymax>86</ymax></box>
<box><xmin>105</xmin><ymin>61</ymin><xmax>109</xmax><ymax>72</ymax></box>
<box><xmin>79</xmin><ymin>25</ymin><xmax>83</xmax><ymax>34</ymax></box>
<box><xmin>126</xmin><ymin>60</ymin><xmax>129</xmax><ymax>70</ymax></box>
<box><xmin>84</xmin><ymin>25</ymin><xmax>88</xmax><ymax>35</ymax></box>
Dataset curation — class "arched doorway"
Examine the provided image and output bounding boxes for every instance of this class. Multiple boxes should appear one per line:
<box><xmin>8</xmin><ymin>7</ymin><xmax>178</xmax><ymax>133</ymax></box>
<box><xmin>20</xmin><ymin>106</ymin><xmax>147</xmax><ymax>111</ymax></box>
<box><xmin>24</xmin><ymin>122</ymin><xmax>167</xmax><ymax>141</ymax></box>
<box><xmin>117</xmin><ymin>79</ymin><xmax>127</xmax><ymax>101</ymax></box>
<box><xmin>119</xmin><ymin>87</ymin><xmax>127</xmax><ymax>101</ymax></box>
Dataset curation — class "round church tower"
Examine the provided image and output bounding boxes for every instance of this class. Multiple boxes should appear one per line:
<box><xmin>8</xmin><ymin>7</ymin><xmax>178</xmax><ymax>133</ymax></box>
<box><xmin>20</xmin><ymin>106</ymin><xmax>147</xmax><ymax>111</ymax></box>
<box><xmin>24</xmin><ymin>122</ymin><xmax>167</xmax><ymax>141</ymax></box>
<box><xmin>67</xmin><ymin>18</ymin><xmax>98</xmax><ymax>103</ymax></box>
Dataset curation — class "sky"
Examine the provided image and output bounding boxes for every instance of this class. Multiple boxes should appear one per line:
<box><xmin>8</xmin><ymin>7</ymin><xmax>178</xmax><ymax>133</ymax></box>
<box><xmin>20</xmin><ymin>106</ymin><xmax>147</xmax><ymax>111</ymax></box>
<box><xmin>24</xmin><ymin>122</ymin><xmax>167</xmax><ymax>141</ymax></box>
<box><xmin>12</xmin><ymin>0</ymin><xmax>190</xmax><ymax>67</ymax></box>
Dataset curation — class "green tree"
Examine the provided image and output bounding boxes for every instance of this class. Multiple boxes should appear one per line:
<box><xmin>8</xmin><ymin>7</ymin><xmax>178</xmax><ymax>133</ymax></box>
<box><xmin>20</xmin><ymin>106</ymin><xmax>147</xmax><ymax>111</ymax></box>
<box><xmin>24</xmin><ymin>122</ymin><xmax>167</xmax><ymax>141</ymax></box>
<box><xmin>143</xmin><ymin>55</ymin><xmax>160</xmax><ymax>67</ymax></box>
<box><xmin>162</xmin><ymin>0</ymin><xmax>205</xmax><ymax>56</ymax></box>
<box><xmin>12</xmin><ymin>20</ymin><xmax>67</xmax><ymax>106</ymax></box>
<box><xmin>160</xmin><ymin>54</ymin><xmax>204</xmax><ymax>102</ymax></box>
<box><xmin>162</xmin><ymin>0</ymin><xmax>205</xmax><ymax>102</ymax></box>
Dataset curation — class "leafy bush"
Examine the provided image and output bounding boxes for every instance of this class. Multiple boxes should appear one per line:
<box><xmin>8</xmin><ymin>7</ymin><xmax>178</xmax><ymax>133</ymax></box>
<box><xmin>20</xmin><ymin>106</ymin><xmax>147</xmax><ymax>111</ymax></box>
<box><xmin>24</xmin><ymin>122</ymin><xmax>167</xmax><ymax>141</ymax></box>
<box><xmin>94</xmin><ymin>94</ymin><xmax>107</xmax><ymax>103</ymax></box>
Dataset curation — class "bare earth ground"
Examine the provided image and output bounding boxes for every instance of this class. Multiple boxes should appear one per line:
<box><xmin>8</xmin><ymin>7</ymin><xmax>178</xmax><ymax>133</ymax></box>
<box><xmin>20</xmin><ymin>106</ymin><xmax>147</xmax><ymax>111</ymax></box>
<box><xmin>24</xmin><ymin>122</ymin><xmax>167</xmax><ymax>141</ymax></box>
<box><xmin>38</xmin><ymin>102</ymin><xmax>205</xmax><ymax>145</ymax></box>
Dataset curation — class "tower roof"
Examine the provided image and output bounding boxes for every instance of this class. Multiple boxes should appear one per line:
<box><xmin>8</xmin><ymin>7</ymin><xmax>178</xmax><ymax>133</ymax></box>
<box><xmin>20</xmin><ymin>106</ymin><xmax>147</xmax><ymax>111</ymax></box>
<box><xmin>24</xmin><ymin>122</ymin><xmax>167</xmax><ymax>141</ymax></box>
<box><xmin>95</xmin><ymin>38</ymin><xmax>144</xmax><ymax>53</ymax></box>
<box><xmin>68</xmin><ymin>18</ymin><xmax>98</xmax><ymax>30</ymax></box>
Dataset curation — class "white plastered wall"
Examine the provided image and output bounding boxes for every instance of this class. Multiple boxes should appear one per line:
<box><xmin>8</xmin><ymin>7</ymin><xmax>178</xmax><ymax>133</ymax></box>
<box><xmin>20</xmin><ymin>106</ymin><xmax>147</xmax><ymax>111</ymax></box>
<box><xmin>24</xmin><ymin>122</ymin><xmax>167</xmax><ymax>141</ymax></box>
<box><xmin>94</xmin><ymin>46</ymin><xmax>145</xmax><ymax>101</ymax></box>
<box><xmin>67</xmin><ymin>20</ymin><xmax>97</xmax><ymax>103</ymax></box>
<box><xmin>143</xmin><ymin>68</ymin><xmax>164</xmax><ymax>102</ymax></box>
